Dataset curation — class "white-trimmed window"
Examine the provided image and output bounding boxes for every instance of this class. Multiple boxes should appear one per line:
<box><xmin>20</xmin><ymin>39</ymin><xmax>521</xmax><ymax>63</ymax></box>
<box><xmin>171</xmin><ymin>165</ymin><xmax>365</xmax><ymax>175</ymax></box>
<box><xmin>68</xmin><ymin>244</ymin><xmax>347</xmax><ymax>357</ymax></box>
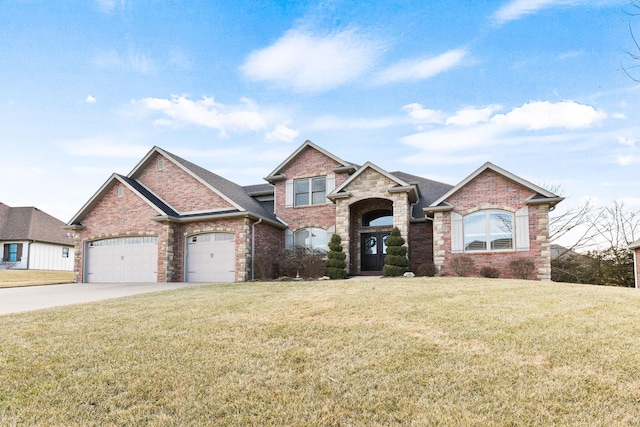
<box><xmin>285</xmin><ymin>174</ymin><xmax>335</xmax><ymax>208</ymax></box>
<box><xmin>451</xmin><ymin>207</ymin><xmax>529</xmax><ymax>253</ymax></box>
<box><xmin>290</xmin><ymin>228</ymin><xmax>328</xmax><ymax>251</ymax></box>
<box><xmin>464</xmin><ymin>210</ymin><xmax>513</xmax><ymax>251</ymax></box>
<box><xmin>295</xmin><ymin>177</ymin><xmax>325</xmax><ymax>206</ymax></box>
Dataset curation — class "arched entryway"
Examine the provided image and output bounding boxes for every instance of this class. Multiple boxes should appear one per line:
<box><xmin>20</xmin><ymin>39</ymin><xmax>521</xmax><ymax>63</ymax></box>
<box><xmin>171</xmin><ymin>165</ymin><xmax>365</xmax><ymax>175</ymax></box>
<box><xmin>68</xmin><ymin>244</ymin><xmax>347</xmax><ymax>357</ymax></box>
<box><xmin>349</xmin><ymin>198</ymin><xmax>394</xmax><ymax>275</ymax></box>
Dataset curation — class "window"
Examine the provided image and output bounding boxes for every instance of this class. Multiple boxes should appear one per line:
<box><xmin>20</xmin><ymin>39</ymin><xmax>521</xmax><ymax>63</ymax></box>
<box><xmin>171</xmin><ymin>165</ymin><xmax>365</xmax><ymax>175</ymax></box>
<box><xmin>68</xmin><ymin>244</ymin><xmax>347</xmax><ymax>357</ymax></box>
<box><xmin>363</xmin><ymin>210</ymin><xmax>393</xmax><ymax>227</ymax></box>
<box><xmin>3</xmin><ymin>243</ymin><xmax>22</xmax><ymax>262</ymax></box>
<box><xmin>294</xmin><ymin>177</ymin><xmax>326</xmax><ymax>206</ymax></box>
<box><xmin>62</xmin><ymin>247</ymin><xmax>70</xmax><ymax>258</ymax></box>
<box><xmin>293</xmin><ymin>228</ymin><xmax>328</xmax><ymax>251</ymax></box>
<box><xmin>463</xmin><ymin>210</ymin><xmax>513</xmax><ymax>251</ymax></box>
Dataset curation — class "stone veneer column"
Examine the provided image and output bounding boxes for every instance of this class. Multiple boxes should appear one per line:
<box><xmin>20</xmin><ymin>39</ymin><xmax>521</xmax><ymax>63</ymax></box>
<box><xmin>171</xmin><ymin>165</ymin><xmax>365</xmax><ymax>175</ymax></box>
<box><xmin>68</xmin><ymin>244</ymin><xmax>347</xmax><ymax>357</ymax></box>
<box><xmin>535</xmin><ymin>205</ymin><xmax>551</xmax><ymax>281</ymax></box>
<box><xmin>237</xmin><ymin>218</ymin><xmax>250</xmax><ymax>282</ymax></box>
<box><xmin>334</xmin><ymin>198</ymin><xmax>351</xmax><ymax>272</ymax></box>
<box><xmin>432</xmin><ymin>212</ymin><xmax>446</xmax><ymax>274</ymax></box>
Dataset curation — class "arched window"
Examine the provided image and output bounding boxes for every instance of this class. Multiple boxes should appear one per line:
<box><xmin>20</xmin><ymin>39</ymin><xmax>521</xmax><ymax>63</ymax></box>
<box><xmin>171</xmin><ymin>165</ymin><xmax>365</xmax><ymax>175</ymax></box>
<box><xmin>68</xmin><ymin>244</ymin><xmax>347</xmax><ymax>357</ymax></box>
<box><xmin>362</xmin><ymin>210</ymin><xmax>393</xmax><ymax>227</ymax></box>
<box><xmin>463</xmin><ymin>210</ymin><xmax>513</xmax><ymax>251</ymax></box>
<box><xmin>293</xmin><ymin>228</ymin><xmax>328</xmax><ymax>251</ymax></box>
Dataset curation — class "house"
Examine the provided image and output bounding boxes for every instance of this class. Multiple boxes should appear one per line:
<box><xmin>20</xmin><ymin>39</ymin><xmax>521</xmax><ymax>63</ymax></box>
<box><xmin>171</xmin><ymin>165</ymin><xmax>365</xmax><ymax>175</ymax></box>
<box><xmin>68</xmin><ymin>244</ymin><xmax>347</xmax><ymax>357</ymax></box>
<box><xmin>0</xmin><ymin>203</ymin><xmax>75</xmax><ymax>271</ymax></box>
<box><xmin>66</xmin><ymin>140</ymin><xmax>563</xmax><ymax>283</ymax></box>
<box><xmin>629</xmin><ymin>240</ymin><xmax>640</xmax><ymax>288</ymax></box>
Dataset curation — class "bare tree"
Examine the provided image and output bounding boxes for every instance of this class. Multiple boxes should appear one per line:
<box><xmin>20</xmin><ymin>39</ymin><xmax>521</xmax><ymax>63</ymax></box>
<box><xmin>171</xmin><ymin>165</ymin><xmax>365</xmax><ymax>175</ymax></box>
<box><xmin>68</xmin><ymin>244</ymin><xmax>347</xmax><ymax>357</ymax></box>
<box><xmin>623</xmin><ymin>1</ymin><xmax>640</xmax><ymax>81</ymax></box>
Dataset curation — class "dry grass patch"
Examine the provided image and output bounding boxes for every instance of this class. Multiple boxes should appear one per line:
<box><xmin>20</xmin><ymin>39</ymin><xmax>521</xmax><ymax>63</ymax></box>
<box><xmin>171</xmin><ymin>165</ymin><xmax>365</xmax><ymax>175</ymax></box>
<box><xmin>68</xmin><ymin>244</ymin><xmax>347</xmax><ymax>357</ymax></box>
<box><xmin>0</xmin><ymin>270</ymin><xmax>73</xmax><ymax>288</ymax></box>
<box><xmin>2</xmin><ymin>277</ymin><xmax>640</xmax><ymax>425</ymax></box>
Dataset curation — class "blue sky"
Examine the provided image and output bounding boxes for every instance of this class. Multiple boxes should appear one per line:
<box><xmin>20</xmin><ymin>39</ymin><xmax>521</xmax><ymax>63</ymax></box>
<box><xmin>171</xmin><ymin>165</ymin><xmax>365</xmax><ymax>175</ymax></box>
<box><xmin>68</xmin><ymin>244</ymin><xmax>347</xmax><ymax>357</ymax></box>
<box><xmin>1</xmin><ymin>0</ymin><xmax>639</xmax><ymax>243</ymax></box>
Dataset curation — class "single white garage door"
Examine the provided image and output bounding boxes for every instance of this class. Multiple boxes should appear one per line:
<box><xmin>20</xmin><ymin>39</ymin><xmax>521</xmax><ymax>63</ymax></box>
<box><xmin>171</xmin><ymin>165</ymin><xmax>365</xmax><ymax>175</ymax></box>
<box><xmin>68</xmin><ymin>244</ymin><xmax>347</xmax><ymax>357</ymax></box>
<box><xmin>86</xmin><ymin>236</ymin><xmax>158</xmax><ymax>283</ymax></box>
<box><xmin>186</xmin><ymin>233</ymin><xmax>235</xmax><ymax>283</ymax></box>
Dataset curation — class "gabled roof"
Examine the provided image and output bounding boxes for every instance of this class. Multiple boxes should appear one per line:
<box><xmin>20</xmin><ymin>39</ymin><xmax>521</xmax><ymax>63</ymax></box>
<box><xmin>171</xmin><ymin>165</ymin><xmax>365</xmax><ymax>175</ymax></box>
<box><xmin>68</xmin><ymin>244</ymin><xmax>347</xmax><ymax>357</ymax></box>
<box><xmin>427</xmin><ymin>162</ymin><xmax>564</xmax><ymax>210</ymax></box>
<box><xmin>0</xmin><ymin>203</ymin><xmax>73</xmax><ymax>246</ymax></box>
<box><xmin>629</xmin><ymin>239</ymin><xmax>640</xmax><ymax>250</ymax></box>
<box><xmin>264</xmin><ymin>140</ymin><xmax>357</xmax><ymax>183</ymax></box>
<box><xmin>67</xmin><ymin>173</ymin><xmax>179</xmax><ymax>227</ymax></box>
<box><xmin>329</xmin><ymin>161</ymin><xmax>421</xmax><ymax>203</ymax></box>
<box><xmin>67</xmin><ymin>147</ymin><xmax>284</xmax><ymax>228</ymax></box>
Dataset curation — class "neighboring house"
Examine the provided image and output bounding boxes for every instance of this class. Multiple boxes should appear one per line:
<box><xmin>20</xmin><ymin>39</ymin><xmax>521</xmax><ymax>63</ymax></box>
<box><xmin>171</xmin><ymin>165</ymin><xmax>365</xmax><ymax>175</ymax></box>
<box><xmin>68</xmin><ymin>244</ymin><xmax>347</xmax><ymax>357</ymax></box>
<box><xmin>629</xmin><ymin>240</ymin><xmax>640</xmax><ymax>288</ymax></box>
<box><xmin>0</xmin><ymin>203</ymin><xmax>75</xmax><ymax>271</ymax></box>
<box><xmin>66</xmin><ymin>140</ymin><xmax>563</xmax><ymax>283</ymax></box>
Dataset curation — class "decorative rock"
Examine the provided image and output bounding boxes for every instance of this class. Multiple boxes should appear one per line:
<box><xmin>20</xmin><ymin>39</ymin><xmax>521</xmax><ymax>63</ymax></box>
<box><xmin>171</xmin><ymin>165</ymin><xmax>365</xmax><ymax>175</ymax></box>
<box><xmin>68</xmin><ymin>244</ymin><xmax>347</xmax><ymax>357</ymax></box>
<box><xmin>403</xmin><ymin>272</ymin><xmax>415</xmax><ymax>278</ymax></box>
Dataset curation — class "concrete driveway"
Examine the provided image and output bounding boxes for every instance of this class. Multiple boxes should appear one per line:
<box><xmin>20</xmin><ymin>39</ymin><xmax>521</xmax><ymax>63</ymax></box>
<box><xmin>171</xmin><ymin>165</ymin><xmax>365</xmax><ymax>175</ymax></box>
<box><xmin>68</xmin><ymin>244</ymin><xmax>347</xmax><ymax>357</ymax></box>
<box><xmin>0</xmin><ymin>282</ymin><xmax>209</xmax><ymax>316</ymax></box>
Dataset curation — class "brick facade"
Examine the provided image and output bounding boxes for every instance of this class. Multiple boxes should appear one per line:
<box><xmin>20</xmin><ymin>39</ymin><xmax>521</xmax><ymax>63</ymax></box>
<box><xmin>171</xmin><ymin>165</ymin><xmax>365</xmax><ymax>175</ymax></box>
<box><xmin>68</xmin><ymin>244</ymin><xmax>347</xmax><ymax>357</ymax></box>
<box><xmin>274</xmin><ymin>146</ymin><xmax>349</xmax><ymax>233</ymax></box>
<box><xmin>70</xmin><ymin>142</ymin><xmax>559</xmax><ymax>283</ymax></box>
<box><xmin>431</xmin><ymin>170</ymin><xmax>553</xmax><ymax>280</ymax></box>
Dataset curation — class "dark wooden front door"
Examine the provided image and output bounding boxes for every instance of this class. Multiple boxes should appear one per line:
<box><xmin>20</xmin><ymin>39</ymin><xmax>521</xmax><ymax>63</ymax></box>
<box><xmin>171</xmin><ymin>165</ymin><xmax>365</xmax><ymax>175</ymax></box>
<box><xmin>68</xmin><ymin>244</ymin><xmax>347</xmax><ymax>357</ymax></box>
<box><xmin>361</xmin><ymin>232</ymin><xmax>390</xmax><ymax>272</ymax></box>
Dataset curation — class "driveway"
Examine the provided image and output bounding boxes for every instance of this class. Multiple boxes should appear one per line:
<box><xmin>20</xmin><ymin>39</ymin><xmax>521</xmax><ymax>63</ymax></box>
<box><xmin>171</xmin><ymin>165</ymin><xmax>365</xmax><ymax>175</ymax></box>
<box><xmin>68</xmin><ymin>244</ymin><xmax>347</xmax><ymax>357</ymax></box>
<box><xmin>0</xmin><ymin>282</ymin><xmax>209</xmax><ymax>316</ymax></box>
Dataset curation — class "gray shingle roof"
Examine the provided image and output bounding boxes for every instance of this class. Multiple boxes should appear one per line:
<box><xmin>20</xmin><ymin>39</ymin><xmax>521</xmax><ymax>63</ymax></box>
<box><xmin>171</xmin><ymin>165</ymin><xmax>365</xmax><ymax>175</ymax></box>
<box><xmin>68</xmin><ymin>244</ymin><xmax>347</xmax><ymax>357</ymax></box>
<box><xmin>389</xmin><ymin>172</ymin><xmax>454</xmax><ymax>219</ymax></box>
<box><xmin>0</xmin><ymin>203</ymin><xmax>73</xmax><ymax>246</ymax></box>
<box><xmin>161</xmin><ymin>149</ymin><xmax>281</xmax><ymax>224</ymax></box>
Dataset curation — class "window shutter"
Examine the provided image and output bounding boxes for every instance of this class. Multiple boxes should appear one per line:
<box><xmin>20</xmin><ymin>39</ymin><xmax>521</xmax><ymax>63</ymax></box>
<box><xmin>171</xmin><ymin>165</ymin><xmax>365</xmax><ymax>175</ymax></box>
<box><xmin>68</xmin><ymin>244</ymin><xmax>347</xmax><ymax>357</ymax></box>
<box><xmin>285</xmin><ymin>179</ymin><xmax>293</xmax><ymax>208</ymax></box>
<box><xmin>2</xmin><ymin>244</ymin><xmax>7</xmax><ymax>262</ymax></box>
<box><xmin>451</xmin><ymin>212</ymin><xmax>464</xmax><ymax>253</ymax></box>
<box><xmin>325</xmin><ymin>174</ymin><xmax>335</xmax><ymax>203</ymax></box>
<box><xmin>515</xmin><ymin>207</ymin><xmax>530</xmax><ymax>251</ymax></box>
<box><xmin>285</xmin><ymin>229</ymin><xmax>293</xmax><ymax>249</ymax></box>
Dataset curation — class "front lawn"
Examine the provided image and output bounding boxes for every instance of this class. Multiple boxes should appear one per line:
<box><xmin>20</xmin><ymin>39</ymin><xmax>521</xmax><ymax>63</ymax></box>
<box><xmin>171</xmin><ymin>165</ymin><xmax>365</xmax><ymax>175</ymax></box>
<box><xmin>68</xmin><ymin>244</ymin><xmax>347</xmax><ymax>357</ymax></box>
<box><xmin>0</xmin><ymin>269</ymin><xmax>73</xmax><ymax>288</ymax></box>
<box><xmin>1</xmin><ymin>277</ymin><xmax>639</xmax><ymax>425</ymax></box>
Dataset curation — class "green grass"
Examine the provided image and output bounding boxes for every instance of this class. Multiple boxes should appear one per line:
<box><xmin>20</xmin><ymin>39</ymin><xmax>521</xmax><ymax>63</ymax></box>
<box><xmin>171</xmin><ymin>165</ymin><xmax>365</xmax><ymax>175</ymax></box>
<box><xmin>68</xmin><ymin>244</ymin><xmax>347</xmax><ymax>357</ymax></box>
<box><xmin>2</xmin><ymin>277</ymin><xmax>640</xmax><ymax>426</ymax></box>
<box><xmin>0</xmin><ymin>270</ymin><xmax>73</xmax><ymax>288</ymax></box>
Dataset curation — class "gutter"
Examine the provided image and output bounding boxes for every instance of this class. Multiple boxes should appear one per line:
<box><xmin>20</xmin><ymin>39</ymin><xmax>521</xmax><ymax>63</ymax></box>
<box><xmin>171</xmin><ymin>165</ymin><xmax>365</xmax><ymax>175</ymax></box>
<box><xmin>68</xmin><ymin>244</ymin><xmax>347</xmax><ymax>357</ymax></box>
<box><xmin>251</xmin><ymin>218</ymin><xmax>263</xmax><ymax>281</ymax></box>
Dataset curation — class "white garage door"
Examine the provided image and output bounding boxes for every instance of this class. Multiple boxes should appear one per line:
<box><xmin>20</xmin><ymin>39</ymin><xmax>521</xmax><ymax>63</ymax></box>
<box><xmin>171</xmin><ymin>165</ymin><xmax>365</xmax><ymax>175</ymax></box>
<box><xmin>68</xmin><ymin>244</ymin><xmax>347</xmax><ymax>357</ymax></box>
<box><xmin>186</xmin><ymin>233</ymin><xmax>235</xmax><ymax>283</ymax></box>
<box><xmin>86</xmin><ymin>236</ymin><xmax>158</xmax><ymax>283</ymax></box>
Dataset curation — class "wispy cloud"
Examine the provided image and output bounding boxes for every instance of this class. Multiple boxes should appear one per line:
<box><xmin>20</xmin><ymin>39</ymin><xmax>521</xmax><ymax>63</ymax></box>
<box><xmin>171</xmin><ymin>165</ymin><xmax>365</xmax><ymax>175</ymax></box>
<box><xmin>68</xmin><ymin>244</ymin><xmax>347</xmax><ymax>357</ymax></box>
<box><xmin>58</xmin><ymin>137</ymin><xmax>149</xmax><ymax>158</ymax></box>
<box><xmin>94</xmin><ymin>47</ymin><xmax>155</xmax><ymax>74</ymax></box>
<box><xmin>240</xmin><ymin>28</ymin><xmax>384</xmax><ymax>93</ymax></box>
<box><xmin>400</xmin><ymin>100</ymin><xmax>607</xmax><ymax>163</ymax></box>
<box><xmin>133</xmin><ymin>95</ymin><xmax>297</xmax><ymax>141</ymax></box>
<box><xmin>374</xmin><ymin>48</ymin><xmax>467</xmax><ymax>84</ymax></box>
<box><xmin>95</xmin><ymin>0</ymin><xmax>128</xmax><ymax>14</ymax></box>
<box><xmin>492</xmin><ymin>0</ymin><xmax>581</xmax><ymax>25</ymax></box>
<box><xmin>85</xmin><ymin>95</ymin><xmax>97</xmax><ymax>103</ymax></box>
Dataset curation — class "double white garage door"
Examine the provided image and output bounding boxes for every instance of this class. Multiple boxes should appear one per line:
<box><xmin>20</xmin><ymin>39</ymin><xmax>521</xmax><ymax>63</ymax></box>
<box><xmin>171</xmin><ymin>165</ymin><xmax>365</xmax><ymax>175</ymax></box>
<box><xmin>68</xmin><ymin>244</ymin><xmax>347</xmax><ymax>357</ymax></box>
<box><xmin>85</xmin><ymin>233</ymin><xmax>235</xmax><ymax>283</ymax></box>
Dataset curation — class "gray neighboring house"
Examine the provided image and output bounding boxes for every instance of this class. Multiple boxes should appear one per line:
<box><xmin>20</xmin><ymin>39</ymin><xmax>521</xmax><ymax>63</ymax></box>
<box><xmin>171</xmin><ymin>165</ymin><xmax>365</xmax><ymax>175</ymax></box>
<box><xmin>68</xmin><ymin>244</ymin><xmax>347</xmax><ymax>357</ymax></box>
<box><xmin>0</xmin><ymin>203</ymin><xmax>75</xmax><ymax>271</ymax></box>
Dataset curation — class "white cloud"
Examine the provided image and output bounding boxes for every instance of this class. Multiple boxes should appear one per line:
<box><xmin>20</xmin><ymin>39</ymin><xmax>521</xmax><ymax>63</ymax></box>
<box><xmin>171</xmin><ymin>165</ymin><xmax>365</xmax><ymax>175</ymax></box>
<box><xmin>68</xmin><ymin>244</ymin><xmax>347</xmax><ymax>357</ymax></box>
<box><xmin>402</xmin><ymin>103</ymin><xmax>446</xmax><ymax>124</ymax></box>
<box><xmin>85</xmin><ymin>95</ymin><xmax>97</xmax><ymax>103</ymax></box>
<box><xmin>490</xmin><ymin>101</ymin><xmax>606</xmax><ymax>130</ymax></box>
<box><xmin>95</xmin><ymin>0</ymin><xmax>127</xmax><ymax>13</ymax></box>
<box><xmin>617</xmin><ymin>154</ymin><xmax>640</xmax><ymax>166</ymax></box>
<box><xmin>134</xmin><ymin>95</ymin><xmax>300</xmax><ymax>140</ymax></box>
<box><xmin>375</xmin><ymin>49</ymin><xmax>467</xmax><ymax>84</ymax></box>
<box><xmin>266</xmin><ymin>124</ymin><xmax>299</xmax><ymax>142</ymax></box>
<box><xmin>618</xmin><ymin>135</ymin><xmax>637</xmax><ymax>147</ymax></box>
<box><xmin>401</xmin><ymin>100</ymin><xmax>607</xmax><ymax>159</ymax></box>
<box><xmin>241</xmin><ymin>28</ymin><xmax>384</xmax><ymax>93</ymax></box>
<box><xmin>492</xmin><ymin>0</ymin><xmax>581</xmax><ymax>25</ymax></box>
<box><xmin>446</xmin><ymin>105</ymin><xmax>502</xmax><ymax>126</ymax></box>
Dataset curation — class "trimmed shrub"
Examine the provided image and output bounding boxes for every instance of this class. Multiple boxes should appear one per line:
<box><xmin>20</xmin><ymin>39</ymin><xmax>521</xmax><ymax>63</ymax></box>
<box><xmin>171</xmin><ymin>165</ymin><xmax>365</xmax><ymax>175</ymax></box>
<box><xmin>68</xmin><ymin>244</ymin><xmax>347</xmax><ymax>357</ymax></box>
<box><xmin>324</xmin><ymin>234</ymin><xmax>348</xmax><ymax>279</ymax></box>
<box><xmin>383</xmin><ymin>227</ymin><xmax>409</xmax><ymax>277</ymax></box>
<box><xmin>416</xmin><ymin>263</ymin><xmax>437</xmax><ymax>277</ymax></box>
<box><xmin>509</xmin><ymin>257</ymin><xmax>535</xmax><ymax>280</ymax></box>
<box><xmin>449</xmin><ymin>256</ymin><xmax>475</xmax><ymax>277</ymax></box>
<box><xmin>479</xmin><ymin>266</ymin><xmax>500</xmax><ymax>278</ymax></box>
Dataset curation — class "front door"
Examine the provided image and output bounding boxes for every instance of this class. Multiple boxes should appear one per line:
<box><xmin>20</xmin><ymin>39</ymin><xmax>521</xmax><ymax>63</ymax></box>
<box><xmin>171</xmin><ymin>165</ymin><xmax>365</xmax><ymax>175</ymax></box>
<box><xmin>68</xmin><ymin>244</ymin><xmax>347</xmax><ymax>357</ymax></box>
<box><xmin>361</xmin><ymin>232</ymin><xmax>389</xmax><ymax>272</ymax></box>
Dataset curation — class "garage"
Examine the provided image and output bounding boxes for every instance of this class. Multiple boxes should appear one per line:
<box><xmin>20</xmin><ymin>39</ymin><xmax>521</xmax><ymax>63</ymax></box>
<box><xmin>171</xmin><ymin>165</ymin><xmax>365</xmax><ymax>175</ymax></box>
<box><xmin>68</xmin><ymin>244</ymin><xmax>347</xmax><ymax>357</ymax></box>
<box><xmin>186</xmin><ymin>233</ymin><xmax>235</xmax><ymax>283</ymax></box>
<box><xmin>85</xmin><ymin>236</ymin><xmax>158</xmax><ymax>283</ymax></box>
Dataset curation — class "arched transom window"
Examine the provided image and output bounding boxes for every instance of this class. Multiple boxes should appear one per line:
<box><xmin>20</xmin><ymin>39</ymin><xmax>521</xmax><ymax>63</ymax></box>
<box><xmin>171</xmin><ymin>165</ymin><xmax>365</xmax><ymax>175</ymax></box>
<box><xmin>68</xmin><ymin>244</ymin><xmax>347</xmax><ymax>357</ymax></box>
<box><xmin>362</xmin><ymin>209</ymin><xmax>393</xmax><ymax>227</ymax></box>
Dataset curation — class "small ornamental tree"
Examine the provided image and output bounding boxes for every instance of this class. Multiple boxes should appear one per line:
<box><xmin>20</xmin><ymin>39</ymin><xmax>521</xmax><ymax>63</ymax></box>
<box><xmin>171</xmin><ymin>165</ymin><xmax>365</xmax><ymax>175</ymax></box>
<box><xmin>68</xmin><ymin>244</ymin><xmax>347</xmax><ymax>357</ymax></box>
<box><xmin>383</xmin><ymin>227</ymin><xmax>409</xmax><ymax>277</ymax></box>
<box><xmin>325</xmin><ymin>234</ymin><xmax>348</xmax><ymax>279</ymax></box>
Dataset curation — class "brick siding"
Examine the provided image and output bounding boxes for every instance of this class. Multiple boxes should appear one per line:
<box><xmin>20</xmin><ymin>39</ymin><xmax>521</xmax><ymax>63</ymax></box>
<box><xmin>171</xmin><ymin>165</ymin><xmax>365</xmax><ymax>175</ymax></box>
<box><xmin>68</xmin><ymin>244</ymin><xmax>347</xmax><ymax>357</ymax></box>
<box><xmin>433</xmin><ymin>169</ymin><xmax>552</xmax><ymax>280</ymax></box>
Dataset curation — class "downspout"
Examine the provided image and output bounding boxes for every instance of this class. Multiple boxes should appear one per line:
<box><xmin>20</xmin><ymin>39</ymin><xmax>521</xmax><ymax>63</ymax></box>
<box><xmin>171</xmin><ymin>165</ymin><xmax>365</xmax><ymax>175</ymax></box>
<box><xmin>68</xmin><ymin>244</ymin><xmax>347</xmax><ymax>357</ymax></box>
<box><xmin>26</xmin><ymin>240</ymin><xmax>34</xmax><ymax>269</ymax></box>
<box><xmin>251</xmin><ymin>218</ymin><xmax>263</xmax><ymax>281</ymax></box>
<box><xmin>634</xmin><ymin>250</ymin><xmax>638</xmax><ymax>289</ymax></box>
